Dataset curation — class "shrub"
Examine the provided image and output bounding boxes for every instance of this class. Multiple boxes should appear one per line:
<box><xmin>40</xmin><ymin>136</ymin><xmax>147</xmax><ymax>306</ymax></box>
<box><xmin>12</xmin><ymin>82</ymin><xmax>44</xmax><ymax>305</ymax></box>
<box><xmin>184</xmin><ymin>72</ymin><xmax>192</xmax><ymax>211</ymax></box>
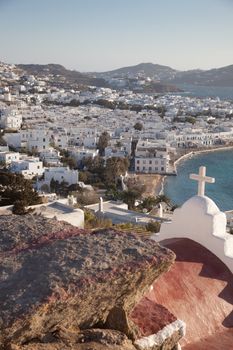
<box><xmin>12</xmin><ymin>200</ymin><xmax>28</xmax><ymax>215</ymax></box>
<box><xmin>145</xmin><ymin>220</ymin><xmax>161</xmax><ymax>233</ymax></box>
<box><xmin>76</xmin><ymin>190</ymin><xmax>99</xmax><ymax>206</ymax></box>
<box><xmin>84</xmin><ymin>209</ymin><xmax>112</xmax><ymax>229</ymax></box>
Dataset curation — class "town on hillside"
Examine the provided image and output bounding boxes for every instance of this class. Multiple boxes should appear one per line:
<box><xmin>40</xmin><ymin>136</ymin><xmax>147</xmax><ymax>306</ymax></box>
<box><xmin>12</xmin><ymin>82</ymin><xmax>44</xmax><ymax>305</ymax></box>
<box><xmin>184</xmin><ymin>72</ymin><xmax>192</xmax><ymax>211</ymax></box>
<box><xmin>0</xmin><ymin>60</ymin><xmax>233</xmax><ymax>227</ymax></box>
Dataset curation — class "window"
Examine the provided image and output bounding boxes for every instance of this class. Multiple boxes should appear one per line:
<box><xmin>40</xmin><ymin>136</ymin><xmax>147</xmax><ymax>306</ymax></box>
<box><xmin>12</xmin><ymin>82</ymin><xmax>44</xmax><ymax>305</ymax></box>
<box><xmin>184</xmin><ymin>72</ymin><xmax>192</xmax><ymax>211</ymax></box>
<box><xmin>149</xmin><ymin>160</ymin><xmax>152</xmax><ymax>164</ymax></box>
<box><xmin>137</xmin><ymin>160</ymin><xmax>140</xmax><ymax>164</ymax></box>
<box><xmin>137</xmin><ymin>166</ymin><xmax>140</xmax><ymax>171</ymax></box>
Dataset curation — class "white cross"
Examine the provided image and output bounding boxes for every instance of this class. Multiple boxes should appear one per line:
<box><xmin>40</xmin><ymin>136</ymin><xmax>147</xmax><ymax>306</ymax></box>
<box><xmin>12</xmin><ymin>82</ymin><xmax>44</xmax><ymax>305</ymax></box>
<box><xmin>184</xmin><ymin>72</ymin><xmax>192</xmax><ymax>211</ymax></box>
<box><xmin>190</xmin><ymin>166</ymin><xmax>215</xmax><ymax>197</ymax></box>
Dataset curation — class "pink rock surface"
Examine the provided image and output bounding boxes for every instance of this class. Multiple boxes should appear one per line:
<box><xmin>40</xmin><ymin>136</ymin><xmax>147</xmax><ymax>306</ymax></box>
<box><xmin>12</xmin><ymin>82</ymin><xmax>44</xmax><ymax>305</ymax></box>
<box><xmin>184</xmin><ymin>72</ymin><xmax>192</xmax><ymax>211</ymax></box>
<box><xmin>130</xmin><ymin>297</ymin><xmax>177</xmax><ymax>338</ymax></box>
<box><xmin>147</xmin><ymin>238</ymin><xmax>233</xmax><ymax>349</ymax></box>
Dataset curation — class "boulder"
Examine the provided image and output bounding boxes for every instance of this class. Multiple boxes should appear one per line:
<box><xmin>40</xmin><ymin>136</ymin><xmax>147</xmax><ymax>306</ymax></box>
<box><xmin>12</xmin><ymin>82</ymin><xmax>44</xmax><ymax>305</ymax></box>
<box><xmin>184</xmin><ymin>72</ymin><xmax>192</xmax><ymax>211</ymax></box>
<box><xmin>0</xmin><ymin>215</ymin><xmax>176</xmax><ymax>349</ymax></box>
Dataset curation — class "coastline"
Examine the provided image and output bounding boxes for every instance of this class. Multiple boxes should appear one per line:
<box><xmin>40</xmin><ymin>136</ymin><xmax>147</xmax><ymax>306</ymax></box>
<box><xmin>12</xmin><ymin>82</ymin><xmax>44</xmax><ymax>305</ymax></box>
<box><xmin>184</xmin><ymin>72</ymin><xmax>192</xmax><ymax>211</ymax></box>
<box><xmin>161</xmin><ymin>145</ymin><xmax>233</xmax><ymax>197</ymax></box>
<box><xmin>134</xmin><ymin>145</ymin><xmax>233</xmax><ymax>198</ymax></box>
<box><xmin>174</xmin><ymin>145</ymin><xmax>233</xmax><ymax>168</ymax></box>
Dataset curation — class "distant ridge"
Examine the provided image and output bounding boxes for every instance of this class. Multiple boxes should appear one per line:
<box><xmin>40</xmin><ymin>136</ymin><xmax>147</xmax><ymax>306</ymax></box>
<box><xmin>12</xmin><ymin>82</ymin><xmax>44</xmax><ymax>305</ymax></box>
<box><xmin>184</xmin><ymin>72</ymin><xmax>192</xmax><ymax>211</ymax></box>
<box><xmin>96</xmin><ymin>62</ymin><xmax>178</xmax><ymax>81</ymax></box>
<box><xmin>17</xmin><ymin>63</ymin><xmax>107</xmax><ymax>87</ymax></box>
<box><xmin>96</xmin><ymin>62</ymin><xmax>233</xmax><ymax>87</ymax></box>
<box><xmin>172</xmin><ymin>64</ymin><xmax>233</xmax><ymax>87</ymax></box>
<box><xmin>16</xmin><ymin>62</ymin><xmax>233</xmax><ymax>88</ymax></box>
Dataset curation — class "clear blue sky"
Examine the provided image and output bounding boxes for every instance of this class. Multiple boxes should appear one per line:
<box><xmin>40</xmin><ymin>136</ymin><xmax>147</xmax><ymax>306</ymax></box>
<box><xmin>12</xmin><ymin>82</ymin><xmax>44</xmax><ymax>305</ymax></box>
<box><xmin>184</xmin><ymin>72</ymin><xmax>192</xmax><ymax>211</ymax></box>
<box><xmin>0</xmin><ymin>0</ymin><xmax>233</xmax><ymax>72</ymax></box>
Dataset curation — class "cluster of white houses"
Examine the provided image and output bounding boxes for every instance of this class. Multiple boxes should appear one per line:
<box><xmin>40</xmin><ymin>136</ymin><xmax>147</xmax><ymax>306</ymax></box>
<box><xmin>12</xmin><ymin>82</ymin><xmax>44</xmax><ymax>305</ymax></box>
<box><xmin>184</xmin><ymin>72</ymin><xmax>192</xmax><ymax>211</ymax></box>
<box><xmin>1</xmin><ymin>61</ymin><xmax>233</xmax><ymax>181</ymax></box>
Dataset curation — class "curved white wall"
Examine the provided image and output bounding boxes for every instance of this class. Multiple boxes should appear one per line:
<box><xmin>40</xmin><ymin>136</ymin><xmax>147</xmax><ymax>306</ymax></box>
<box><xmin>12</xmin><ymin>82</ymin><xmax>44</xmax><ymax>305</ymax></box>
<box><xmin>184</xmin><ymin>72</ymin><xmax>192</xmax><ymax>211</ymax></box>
<box><xmin>152</xmin><ymin>196</ymin><xmax>233</xmax><ymax>273</ymax></box>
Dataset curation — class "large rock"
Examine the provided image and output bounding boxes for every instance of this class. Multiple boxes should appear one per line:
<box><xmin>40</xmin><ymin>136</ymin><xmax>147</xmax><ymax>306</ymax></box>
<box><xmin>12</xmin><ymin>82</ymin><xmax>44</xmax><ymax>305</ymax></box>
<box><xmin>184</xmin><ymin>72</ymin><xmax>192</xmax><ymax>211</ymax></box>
<box><xmin>0</xmin><ymin>215</ymin><xmax>175</xmax><ymax>349</ymax></box>
<box><xmin>10</xmin><ymin>329</ymin><xmax>137</xmax><ymax>350</ymax></box>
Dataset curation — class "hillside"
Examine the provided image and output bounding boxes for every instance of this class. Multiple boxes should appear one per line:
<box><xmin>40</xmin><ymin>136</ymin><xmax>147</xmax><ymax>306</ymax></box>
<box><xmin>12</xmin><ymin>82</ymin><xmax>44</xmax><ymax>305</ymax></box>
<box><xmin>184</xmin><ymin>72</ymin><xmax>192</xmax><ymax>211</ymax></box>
<box><xmin>170</xmin><ymin>65</ymin><xmax>233</xmax><ymax>87</ymax></box>
<box><xmin>96</xmin><ymin>62</ymin><xmax>178</xmax><ymax>81</ymax></box>
<box><xmin>17</xmin><ymin>63</ymin><xmax>107</xmax><ymax>88</ymax></box>
<box><xmin>96</xmin><ymin>62</ymin><xmax>233</xmax><ymax>87</ymax></box>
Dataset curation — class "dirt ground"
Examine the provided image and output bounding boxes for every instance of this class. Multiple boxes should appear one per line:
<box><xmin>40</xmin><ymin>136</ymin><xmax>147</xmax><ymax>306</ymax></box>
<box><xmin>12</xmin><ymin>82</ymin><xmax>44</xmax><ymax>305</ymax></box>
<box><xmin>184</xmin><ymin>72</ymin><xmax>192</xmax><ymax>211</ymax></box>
<box><xmin>134</xmin><ymin>174</ymin><xmax>163</xmax><ymax>198</ymax></box>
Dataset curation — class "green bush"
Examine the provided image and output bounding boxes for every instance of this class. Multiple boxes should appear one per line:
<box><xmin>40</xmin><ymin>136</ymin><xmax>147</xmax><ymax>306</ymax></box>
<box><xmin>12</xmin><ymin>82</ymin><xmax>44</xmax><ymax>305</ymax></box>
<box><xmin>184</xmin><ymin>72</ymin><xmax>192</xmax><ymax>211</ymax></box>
<box><xmin>145</xmin><ymin>220</ymin><xmax>161</xmax><ymax>233</ymax></box>
<box><xmin>12</xmin><ymin>200</ymin><xmax>28</xmax><ymax>215</ymax></box>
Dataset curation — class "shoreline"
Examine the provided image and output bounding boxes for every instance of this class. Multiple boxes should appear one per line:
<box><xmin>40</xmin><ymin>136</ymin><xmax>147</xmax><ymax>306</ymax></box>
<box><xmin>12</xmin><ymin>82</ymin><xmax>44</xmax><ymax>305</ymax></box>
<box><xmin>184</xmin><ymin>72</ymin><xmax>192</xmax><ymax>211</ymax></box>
<box><xmin>133</xmin><ymin>146</ymin><xmax>233</xmax><ymax>198</ymax></box>
<box><xmin>174</xmin><ymin>145</ymin><xmax>233</xmax><ymax>168</ymax></box>
<box><xmin>161</xmin><ymin>145</ymin><xmax>233</xmax><ymax>196</ymax></box>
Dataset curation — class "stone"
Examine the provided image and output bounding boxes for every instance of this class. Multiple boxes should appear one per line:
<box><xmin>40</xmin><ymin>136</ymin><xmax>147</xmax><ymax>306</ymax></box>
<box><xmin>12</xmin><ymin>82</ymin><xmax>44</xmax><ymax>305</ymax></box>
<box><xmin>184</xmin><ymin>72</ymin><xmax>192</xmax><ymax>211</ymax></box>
<box><xmin>0</xmin><ymin>218</ymin><xmax>175</xmax><ymax>348</ymax></box>
<box><xmin>9</xmin><ymin>329</ymin><xmax>137</xmax><ymax>350</ymax></box>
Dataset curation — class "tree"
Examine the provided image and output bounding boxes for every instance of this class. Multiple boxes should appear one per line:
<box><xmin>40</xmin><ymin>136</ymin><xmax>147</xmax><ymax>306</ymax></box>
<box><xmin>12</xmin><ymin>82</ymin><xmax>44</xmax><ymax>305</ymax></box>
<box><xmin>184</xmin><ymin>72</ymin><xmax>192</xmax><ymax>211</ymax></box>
<box><xmin>50</xmin><ymin>178</ymin><xmax>69</xmax><ymax>196</ymax></box>
<box><xmin>0</xmin><ymin>172</ymin><xmax>41</xmax><ymax>208</ymax></box>
<box><xmin>156</xmin><ymin>106</ymin><xmax>166</xmax><ymax>118</ymax></box>
<box><xmin>12</xmin><ymin>200</ymin><xmax>28</xmax><ymax>215</ymax></box>
<box><xmin>140</xmin><ymin>196</ymin><xmax>157</xmax><ymax>211</ymax></box>
<box><xmin>122</xmin><ymin>189</ymin><xmax>141</xmax><ymax>210</ymax></box>
<box><xmin>61</xmin><ymin>156</ymin><xmax>77</xmax><ymax>169</ymax></box>
<box><xmin>154</xmin><ymin>194</ymin><xmax>171</xmax><ymax>207</ymax></box>
<box><xmin>97</xmin><ymin>131</ymin><xmax>110</xmax><ymax>156</ymax></box>
<box><xmin>134</xmin><ymin>122</ymin><xmax>143</xmax><ymax>131</ymax></box>
<box><xmin>103</xmin><ymin>157</ymin><xmax>129</xmax><ymax>187</ymax></box>
<box><xmin>83</xmin><ymin>156</ymin><xmax>105</xmax><ymax>180</ymax></box>
<box><xmin>83</xmin><ymin>156</ymin><xmax>129</xmax><ymax>188</ymax></box>
<box><xmin>185</xmin><ymin>116</ymin><xmax>196</xmax><ymax>125</ymax></box>
<box><xmin>146</xmin><ymin>220</ymin><xmax>161</xmax><ymax>233</ymax></box>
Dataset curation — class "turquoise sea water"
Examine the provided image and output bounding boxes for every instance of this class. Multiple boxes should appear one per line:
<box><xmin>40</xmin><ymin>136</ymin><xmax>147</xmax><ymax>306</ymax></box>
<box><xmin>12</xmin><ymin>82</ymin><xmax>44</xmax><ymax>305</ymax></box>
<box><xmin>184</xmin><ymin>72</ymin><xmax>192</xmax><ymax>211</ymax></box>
<box><xmin>164</xmin><ymin>149</ymin><xmax>233</xmax><ymax>211</ymax></box>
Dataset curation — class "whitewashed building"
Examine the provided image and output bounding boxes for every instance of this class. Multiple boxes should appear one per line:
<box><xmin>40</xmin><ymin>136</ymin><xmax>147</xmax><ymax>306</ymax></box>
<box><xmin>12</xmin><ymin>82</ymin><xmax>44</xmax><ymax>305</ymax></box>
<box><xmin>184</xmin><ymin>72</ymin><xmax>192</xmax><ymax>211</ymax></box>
<box><xmin>39</xmin><ymin>148</ymin><xmax>61</xmax><ymax>166</ymax></box>
<box><xmin>0</xmin><ymin>151</ymin><xmax>20</xmax><ymax>164</ymax></box>
<box><xmin>134</xmin><ymin>141</ymin><xmax>173</xmax><ymax>174</ymax></box>
<box><xmin>10</xmin><ymin>157</ymin><xmax>44</xmax><ymax>178</ymax></box>
<box><xmin>69</xmin><ymin>147</ymin><xmax>99</xmax><ymax>164</ymax></box>
<box><xmin>0</xmin><ymin>108</ymin><xmax>22</xmax><ymax>130</ymax></box>
<box><xmin>44</xmin><ymin>167</ymin><xmax>79</xmax><ymax>186</ymax></box>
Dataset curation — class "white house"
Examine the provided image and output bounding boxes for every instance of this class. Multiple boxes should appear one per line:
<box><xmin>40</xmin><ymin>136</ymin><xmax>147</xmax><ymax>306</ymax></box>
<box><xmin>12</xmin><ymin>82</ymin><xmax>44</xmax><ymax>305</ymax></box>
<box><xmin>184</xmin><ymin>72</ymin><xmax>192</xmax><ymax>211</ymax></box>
<box><xmin>39</xmin><ymin>148</ymin><xmax>61</xmax><ymax>166</ymax></box>
<box><xmin>0</xmin><ymin>151</ymin><xmax>20</xmax><ymax>165</ymax></box>
<box><xmin>83</xmin><ymin>136</ymin><xmax>97</xmax><ymax>148</ymax></box>
<box><xmin>69</xmin><ymin>147</ymin><xmax>99</xmax><ymax>164</ymax></box>
<box><xmin>27</xmin><ymin>129</ymin><xmax>51</xmax><ymax>153</ymax></box>
<box><xmin>134</xmin><ymin>141</ymin><xmax>173</xmax><ymax>174</ymax></box>
<box><xmin>44</xmin><ymin>167</ymin><xmax>79</xmax><ymax>186</ymax></box>
<box><xmin>10</xmin><ymin>157</ymin><xmax>44</xmax><ymax>179</ymax></box>
<box><xmin>0</xmin><ymin>108</ymin><xmax>22</xmax><ymax>130</ymax></box>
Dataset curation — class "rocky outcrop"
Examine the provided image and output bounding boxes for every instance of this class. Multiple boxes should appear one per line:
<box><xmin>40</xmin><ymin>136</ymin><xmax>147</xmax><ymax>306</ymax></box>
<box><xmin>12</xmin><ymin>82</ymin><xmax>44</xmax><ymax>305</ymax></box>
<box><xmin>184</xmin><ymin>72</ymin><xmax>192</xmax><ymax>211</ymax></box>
<box><xmin>10</xmin><ymin>329</ymin><xmax>137</xmax><ymax>350</ymax></box>
<box><xmin>0</xmin><ymin>215</ymin><xmax>180</xmax><ymax>349</ymax></box>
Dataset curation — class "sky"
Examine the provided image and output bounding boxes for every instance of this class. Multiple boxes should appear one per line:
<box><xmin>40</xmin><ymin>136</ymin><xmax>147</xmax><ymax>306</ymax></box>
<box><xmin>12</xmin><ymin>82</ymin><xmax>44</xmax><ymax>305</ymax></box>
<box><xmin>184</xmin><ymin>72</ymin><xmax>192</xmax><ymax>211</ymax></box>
<box><xmin>0</xmin><ymin>0</ymin><xmax>233</xmax><ymax>72</ymax></box>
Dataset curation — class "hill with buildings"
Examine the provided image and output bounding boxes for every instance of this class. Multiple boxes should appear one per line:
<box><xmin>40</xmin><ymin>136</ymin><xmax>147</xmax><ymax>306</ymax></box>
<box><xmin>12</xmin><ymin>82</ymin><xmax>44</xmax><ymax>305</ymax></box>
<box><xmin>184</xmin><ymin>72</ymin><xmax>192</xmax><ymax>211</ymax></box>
<box><xmin>95</xmin><ymin>62</ymin><xmax>178</xmax><ymax>81</ymax></box>
<box><xmin>17</xmin><ymin>63</ymin><xmax>181</xmax><ymax>93</ymax></box>
<box><xmin>17</xmin><ymin>63</ymin><xmax>108</xmax><ymax>89</ymax></box>
<box><xmin>95</xmin><ymin>62</ymin><xmax>233</xmax><ymax>87</ymax></box>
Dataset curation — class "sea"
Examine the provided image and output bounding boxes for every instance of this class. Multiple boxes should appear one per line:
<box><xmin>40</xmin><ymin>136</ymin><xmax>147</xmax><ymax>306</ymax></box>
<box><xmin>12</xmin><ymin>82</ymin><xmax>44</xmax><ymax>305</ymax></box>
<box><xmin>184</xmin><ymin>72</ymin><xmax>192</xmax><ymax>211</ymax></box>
<box><xmin>163</xmin><ymin>85</ymin><xmax>233</xmax><ymax>211</ymax></box>
<box><xmin>173</xmin><ymin>84</ymin><xmax>233</xmax><ymax>101</ymax></box>
<box><xmin>164</xmin><ymin>149</ymin><xmax>233</xmax><ymax>211</ymax></box>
